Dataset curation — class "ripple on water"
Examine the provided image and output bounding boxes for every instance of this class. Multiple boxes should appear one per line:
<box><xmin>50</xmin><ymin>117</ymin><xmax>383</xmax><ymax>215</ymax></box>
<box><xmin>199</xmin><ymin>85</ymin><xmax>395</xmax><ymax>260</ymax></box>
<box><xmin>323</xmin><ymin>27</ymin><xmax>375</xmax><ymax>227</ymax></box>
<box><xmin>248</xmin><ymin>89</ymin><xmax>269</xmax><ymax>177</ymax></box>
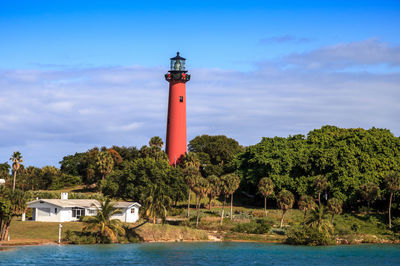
<box><xmin>0</xmin><ymin>243</ymin><xmax>399</xmax><ymax>265</ymax></box>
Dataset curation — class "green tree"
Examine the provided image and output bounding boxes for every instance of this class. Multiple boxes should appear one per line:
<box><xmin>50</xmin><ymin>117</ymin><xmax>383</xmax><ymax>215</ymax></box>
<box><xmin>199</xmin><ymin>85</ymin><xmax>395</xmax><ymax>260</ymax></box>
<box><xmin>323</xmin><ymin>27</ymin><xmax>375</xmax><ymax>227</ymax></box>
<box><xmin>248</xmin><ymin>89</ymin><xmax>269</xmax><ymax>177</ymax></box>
<box><xmin>111</xmin><ymin>146</ymin><xmax>140</xmax><ymax>162</ymax></box>
<box><xmin>144</xmin><ymin>183</ymin><xmax>172</xmax><ymax>224</ymax></box>
<box><xmin>385</xmin><ymin>172</ymin><xmax>400</xmax><ymax>228</ymax></box>
<box><xmin>40</xmin><ymin>166</ymin><xmax>60</xmax><ymax>189</ymax></box>
<box><xmin>359</xmin><ymin>182</ymin><xmax>380</xmax><ymax>213</ymax></box>
<box><xmin>298</xmin><ymin>195</ymin><xmax>317</xmax><ymax>221</ymax></box>
<box><xmin>81</xmin><ymin>147</ymin><xmax>100</xmax><ymax>185</ymax></box>
<box><xmin>277</xmin><ymin>189</ymin><xmax>295</xmax><ymax>228</ymax></box>
<box><xmin>24</xmin><ymin>166</ymin><xmax>41</xmax><ymax>190</ymax></box>
<box><xmin>102</xmin><ymin>157</ymin><xmax>184</xmax><ymax>205</ymax></box>
<box><xmin>327</xmin><ymin>198</ymin><xmax>342</xmax><ymax>224</ymax></box>
<box><xmin>10</xmin><ymin>151</ymin><xmax>23</xmax><ymax>191</ymax></box>
<box><xmin>189</xmin><ymin>135</ymin><xmax>243</xmax><ymax>175</ymax></box>
<box><xmin>0</xmin><ymin>163</ymin><xmax>10</xmax><ymax>182</ymax></box>
<box><xmin>313</xmin><ymin>175</ymin><xmax>328</xmax><ymax>206</ymax></box>
<box><xmin>59</xmin><ymin>152</ymin><xmax>86</xmax><ymax>176</ymax></box>
<box><xmin>258</xmin><ymin>177</ymin><xmax>274</xmax><ymax>216</ymax></box>
<box><xmin>181</xmin><ymin>152</ymin><xmax>201</xmax><ymax>169</ymax></box>
<box><xmin>0</xmin><ymin>187</ymin><xmax>27</xmax><ymax>240</ymax></box>
<box><xmin>82</xmin><ymin>198</ymin><xmax>125</xmax><ymax>243</ymax></box>
<box><xmin>96</xmin><ymin>151</ymin><xmax>114</xmax><ymax>181</ymax></box>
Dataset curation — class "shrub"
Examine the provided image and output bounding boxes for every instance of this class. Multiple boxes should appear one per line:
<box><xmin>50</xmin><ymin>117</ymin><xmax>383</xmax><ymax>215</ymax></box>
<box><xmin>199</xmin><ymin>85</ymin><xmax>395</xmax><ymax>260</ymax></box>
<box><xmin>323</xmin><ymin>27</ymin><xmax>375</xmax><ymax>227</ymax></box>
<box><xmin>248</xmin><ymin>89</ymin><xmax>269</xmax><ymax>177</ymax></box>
<box><xmin>169</xmin><ymin>207</ymin><xmax>184</xmax><ymax>216</ymax></box>
<box><xmin>392</xmin><ymin>217</ymin><xmax>400</xmax><ymax>233</ymax></box>
<box><xmin>286</xmin><ymin>225</ymin><xmax>335</xmax><ymax>246</ymax></box>
<box><xmin>232</xmin><ymin>218</ymin><xmax>273</xmax><ymax>234</ymax></box>
<box><xmin>25</xmin><ymin>191</ymin><xmax>60</xmax><ymax>200</ymax></box>
<box><xmin>63</xmin><ymin>230</ymin><xmax>97</xmax><ymax>244</ymax></box>
<box><xmin>351</xmin><ymin>223</ymin><xmax>360</xmax><ymax>232</ymax></box>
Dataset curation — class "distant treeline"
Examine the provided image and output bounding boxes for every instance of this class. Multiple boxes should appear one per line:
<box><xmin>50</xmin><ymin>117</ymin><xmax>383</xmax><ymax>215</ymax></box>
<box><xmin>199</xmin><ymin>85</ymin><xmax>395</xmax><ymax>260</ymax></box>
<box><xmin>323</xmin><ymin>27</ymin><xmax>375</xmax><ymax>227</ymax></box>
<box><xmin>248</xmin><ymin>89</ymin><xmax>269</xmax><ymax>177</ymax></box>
<box><xmin>1</xmin><ymin>125</ymin><xmax>400</xmax><ymax>214</ymax></box>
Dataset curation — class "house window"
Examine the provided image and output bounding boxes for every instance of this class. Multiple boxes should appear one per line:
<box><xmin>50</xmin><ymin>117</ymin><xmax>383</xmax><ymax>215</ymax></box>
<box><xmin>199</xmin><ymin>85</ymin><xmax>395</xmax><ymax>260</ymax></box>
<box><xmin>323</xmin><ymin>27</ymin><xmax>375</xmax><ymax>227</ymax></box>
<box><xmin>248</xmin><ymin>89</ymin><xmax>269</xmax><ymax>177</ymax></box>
<box><xmin>179</xmin><ymin>96</ymin><xmax>183</xmax><ymax>102</ymax></box>
<box><xmin>131</xmin><ymin>208</ymin><xmax>136</xmax><ymax>214</ymax></box>
<box><xmin>55</xmin><ymin>208</ymin><xmax>58</xmax><ymax>214</ymax></box>
<box><xmin>88</xmin><ymin>209</ymin><xmax>97</xmax><ymax>215</ymax></box>
<box><xmin>72</xmin><ymin>207</ymin><xmax>85</xmax><ymax>218</ymax></box>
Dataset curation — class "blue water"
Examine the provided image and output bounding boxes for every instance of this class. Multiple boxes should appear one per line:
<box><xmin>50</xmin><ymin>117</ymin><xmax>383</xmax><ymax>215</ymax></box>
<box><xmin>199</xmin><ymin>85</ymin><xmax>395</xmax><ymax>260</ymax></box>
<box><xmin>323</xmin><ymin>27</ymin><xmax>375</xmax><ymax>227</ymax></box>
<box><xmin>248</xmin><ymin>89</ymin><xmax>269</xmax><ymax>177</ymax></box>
<box><xmin>0</xmin><ymin>242</ymin><xmax>399</xmax><ymax>265</ymax></box>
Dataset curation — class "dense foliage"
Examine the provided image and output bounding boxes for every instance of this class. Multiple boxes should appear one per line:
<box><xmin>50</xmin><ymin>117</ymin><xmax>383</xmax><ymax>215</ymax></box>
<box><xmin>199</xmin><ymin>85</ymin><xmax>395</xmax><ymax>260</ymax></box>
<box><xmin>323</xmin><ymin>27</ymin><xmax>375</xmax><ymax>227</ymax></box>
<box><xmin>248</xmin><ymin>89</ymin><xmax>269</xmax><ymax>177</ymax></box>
<box><xmin>235</xmin><ymin>126</ymin><xmax>400</xmax><ymax>210</ymax></box>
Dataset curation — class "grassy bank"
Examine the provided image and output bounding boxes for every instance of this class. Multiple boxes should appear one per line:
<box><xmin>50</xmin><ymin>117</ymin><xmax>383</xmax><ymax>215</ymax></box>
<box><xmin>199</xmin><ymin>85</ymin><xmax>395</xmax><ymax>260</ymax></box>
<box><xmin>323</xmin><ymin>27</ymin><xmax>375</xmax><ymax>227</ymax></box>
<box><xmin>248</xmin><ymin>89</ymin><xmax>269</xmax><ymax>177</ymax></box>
<box><xmin>0</xmin><ymin>220</ymin><xmax>84</xmax><ymax>245</ymax></box>
<box><xmin>134</xmin><ymin>223</ymin><xmax>209</xmax><ymax>242</ymax></box>
<box><xmin>2</xmin><ymin>206</ymin><xmax>399</xmax><ymax>246</ymax></box>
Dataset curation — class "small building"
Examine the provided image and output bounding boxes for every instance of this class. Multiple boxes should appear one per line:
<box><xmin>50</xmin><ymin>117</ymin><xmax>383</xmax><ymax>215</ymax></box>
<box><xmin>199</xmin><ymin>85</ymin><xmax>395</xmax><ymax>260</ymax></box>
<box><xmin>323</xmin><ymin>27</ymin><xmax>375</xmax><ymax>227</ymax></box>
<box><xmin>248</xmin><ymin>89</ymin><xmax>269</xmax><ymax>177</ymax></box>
<box><xmin>0</xmin><ymin>179</ymin><xmax>5</xmax><ymax>185</ymax></box>
<box><xmin>27</xmin><ymin>193</ymin><xmax>141</xmax><ymax>223</ymax></box>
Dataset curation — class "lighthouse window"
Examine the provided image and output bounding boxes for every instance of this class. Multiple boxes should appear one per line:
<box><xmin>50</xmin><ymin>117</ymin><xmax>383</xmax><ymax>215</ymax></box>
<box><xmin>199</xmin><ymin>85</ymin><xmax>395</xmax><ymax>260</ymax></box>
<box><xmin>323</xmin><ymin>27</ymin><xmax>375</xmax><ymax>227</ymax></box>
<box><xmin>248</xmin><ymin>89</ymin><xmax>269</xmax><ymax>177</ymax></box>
<box><xmin>179</xmin><ymin>96</ymin><xmax>183</xmax><ymax>102</ymax></box>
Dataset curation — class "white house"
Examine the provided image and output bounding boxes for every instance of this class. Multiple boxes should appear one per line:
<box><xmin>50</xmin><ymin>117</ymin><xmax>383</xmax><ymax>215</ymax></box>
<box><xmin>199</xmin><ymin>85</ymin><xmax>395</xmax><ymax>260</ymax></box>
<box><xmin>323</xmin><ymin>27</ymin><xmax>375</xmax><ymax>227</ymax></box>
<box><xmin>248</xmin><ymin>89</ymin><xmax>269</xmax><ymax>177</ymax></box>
<box><xmin>27</xmin><ymin>193</ymin><xmax>141</xmax><ymax>223</ymax></box>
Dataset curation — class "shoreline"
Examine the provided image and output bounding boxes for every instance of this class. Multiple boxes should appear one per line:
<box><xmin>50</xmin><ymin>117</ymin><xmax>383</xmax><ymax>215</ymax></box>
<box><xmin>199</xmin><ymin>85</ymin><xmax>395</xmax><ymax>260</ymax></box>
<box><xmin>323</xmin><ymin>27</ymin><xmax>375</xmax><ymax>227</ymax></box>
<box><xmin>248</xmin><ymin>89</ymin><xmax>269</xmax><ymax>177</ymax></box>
<box><xmin>1</xmin><ymin>236</ymin><xmax>399</xmax><ymax>249</ymax></box>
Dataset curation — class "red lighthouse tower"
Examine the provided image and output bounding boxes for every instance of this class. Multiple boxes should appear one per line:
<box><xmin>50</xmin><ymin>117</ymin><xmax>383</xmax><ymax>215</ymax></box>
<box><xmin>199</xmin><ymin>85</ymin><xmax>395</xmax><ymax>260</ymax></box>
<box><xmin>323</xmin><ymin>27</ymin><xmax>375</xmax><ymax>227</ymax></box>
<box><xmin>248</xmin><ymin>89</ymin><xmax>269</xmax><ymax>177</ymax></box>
<box><xmin>165</xmin><ymin>52</ymin><xmax>191</xmax><ymax>165</ymax></box>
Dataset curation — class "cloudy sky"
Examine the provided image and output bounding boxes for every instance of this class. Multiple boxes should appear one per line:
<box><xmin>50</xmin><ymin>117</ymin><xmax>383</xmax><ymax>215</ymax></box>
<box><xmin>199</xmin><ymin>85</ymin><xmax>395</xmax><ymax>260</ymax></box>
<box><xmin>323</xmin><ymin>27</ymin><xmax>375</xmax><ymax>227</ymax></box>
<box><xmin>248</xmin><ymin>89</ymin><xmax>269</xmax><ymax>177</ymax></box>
<box><xmin>0</xmin><ymin>0</ymin><xmax>399</xmax><ymax>167</ymax></box>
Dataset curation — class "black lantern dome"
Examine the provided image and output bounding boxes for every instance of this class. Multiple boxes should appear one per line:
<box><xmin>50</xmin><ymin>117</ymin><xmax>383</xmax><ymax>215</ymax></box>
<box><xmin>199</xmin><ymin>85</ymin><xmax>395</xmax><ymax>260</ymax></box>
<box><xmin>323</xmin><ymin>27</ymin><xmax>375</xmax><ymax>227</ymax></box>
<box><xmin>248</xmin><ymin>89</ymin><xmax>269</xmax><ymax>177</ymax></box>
<box><xmin>165</xmin><ymin>52</ymin><xmax>190</xmax><ymax>82</ymax></box>
<box><xmin>169</xmin><ymin>52</ymin><xmax>187</xmax><ymax>72</ymax></box>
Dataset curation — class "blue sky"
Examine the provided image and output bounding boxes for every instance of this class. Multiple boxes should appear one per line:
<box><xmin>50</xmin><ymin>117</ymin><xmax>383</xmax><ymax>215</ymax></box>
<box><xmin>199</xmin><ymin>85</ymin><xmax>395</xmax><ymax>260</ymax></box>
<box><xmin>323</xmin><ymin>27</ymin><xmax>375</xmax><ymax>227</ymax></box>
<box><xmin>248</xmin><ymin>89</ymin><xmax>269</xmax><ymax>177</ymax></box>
<box><xmin>0</xmin><ymin>0</ymin><xmax>399</xmax><ymax>167</ymax></box>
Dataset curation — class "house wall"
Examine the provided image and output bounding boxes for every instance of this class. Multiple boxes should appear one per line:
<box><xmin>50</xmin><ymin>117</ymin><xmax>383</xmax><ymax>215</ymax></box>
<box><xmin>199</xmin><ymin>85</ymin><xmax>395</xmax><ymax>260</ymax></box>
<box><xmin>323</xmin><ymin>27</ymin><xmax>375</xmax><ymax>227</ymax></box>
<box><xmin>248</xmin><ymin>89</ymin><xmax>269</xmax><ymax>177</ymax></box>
<box><xmin>28</xmin><ymin>202</ymin><xmax>139</xmax><ymax>223</ymax></box>
<box><xmin>125</xmin><ymin>206</ymin><xmax>140</xmax><ymax>223</ymax></box>
<box><xmin>110</xmin><ymin>206</ymin><xmax>139</xmax><ymax>223</ymax></box>
<box><xmin>28</xmin><ymin>203</ymin><xmax>97</xmax><ymax>222</ymax></box>
<box><xmin>29</xmin><ymin>202</ymin><xmax>63</xmax><ymax>222</ymax></box>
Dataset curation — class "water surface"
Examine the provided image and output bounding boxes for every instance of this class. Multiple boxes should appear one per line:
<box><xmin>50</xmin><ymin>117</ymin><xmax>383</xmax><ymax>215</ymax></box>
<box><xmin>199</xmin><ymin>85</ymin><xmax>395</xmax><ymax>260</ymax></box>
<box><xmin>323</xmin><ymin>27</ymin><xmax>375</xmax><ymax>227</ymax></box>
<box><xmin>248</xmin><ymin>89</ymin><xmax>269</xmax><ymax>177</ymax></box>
<box><xmin>0</xmin><ymin>242</ymin><xmax>399</xmax><ymax>265</ymax></box>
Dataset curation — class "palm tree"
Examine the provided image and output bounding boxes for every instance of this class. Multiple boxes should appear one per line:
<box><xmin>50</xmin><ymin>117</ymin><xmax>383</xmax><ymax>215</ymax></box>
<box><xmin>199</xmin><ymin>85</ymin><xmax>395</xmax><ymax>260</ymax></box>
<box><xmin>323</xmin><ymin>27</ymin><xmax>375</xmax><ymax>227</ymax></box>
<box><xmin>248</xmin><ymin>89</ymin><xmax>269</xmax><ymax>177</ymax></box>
<box><xmin>385</xmin><ymin>172</ymin><xmax>400</xmax><ymax>228</ymax></box>
<box><xmin>149</xmin><ymin>136</ymin><xmax>164</xmax><ymax>148</ymax></box>
<box><xmin>298</xmin><ymin>195</ymin><xmax>317</xmax><ymax>222</ymax></box>
<box><xmin>10</xmin><ymin>151</ymin><xmax>23</xmax><ymax>191</ymax></box>
<box><xmin>258</xmin><ymin>177</ymin><xmax>274</xmax><ymax>216</ymax></box>
<box><xmin>313</xmin><ymin>175</ymin><xmax>329</xmax><ymax>206</ymax></box>
<box><xmin>206</xmin><ymin>175</ymin><xmax>222</xmax><ymax>210</ymax></box>
<box><xmin>222</xmin><ymin>173</ymin><xmax>241</xmax><ymax>220</ymax></box>
<box><xmin>181</xmin><ymin>152</ymin><xmax>201</xmax><ymax>169</ymax></box>
<box><xmin>327</xmin><ymin>197</ymin><xmax>342</xmax><ymax>224</ymax></box>
<box><xmin>82</xmin><ymin>198</ymin><xmax>125</xmax><ymax>243</ymax></box>
<box><xmin>96</xmin><ymin>151</ymin><xmax>114</xmax><ymax>181</ymax></box>
<box><xmin>305</xmin><ymin>204</ymin><xmax>334</xmax><ymax>235</ymax></box>
<box><xmin>277</xmin><ymin>189</ymin><xmax>295</xmax><ymax>228</ymax></box>
<box><xmin>183</xmin><ymin>165</ymin><xmax>200</xmax><ymax>218</ymax></box>
<box><xmin>107</xmin><ymin>148</ymin><xmax>123</xmax><ymax>166</ymax></box>
<box><xmin>192</xmin><ymin>177</ymin><xmax>210</xmax><ymax>227</ymax></box>
<box><xmin>219</xmin><ymin>176</ymin><xmax>229</xmax><ymax>225</ymax></box>
<box><xmin>144</xmin><ymin>183</ymin><xmax>172</xmax><ymax>224</ymax></box>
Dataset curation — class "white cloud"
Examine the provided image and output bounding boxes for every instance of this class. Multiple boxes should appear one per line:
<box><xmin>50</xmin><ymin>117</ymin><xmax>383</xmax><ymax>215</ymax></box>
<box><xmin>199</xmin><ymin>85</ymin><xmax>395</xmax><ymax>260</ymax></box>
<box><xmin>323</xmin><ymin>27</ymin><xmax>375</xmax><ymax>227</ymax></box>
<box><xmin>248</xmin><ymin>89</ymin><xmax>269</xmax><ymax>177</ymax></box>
<box><xmin>0</xmin><ymin>40</ymin><xmax>399</xmax><ymax>167</ymax></box>
<box><xmin>283</xmin><ymin>38</ymin><xmax>400</xmax><ymax>69</ymax></box>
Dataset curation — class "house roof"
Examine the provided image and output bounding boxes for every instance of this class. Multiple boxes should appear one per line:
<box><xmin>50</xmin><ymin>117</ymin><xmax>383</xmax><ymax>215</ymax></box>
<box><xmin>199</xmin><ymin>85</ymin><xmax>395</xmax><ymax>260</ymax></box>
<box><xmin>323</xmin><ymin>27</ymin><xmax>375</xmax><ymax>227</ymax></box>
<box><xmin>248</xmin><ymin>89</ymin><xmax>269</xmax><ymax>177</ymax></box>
<box><xmin>28</xmin><ymin>199</ymin><xmax>141</xmax><ymax>209</ymax></box>
<box><xmin>113</xmin><ymin>202</ymin><xmax>141</xmax><ymax>208</ymax></box>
